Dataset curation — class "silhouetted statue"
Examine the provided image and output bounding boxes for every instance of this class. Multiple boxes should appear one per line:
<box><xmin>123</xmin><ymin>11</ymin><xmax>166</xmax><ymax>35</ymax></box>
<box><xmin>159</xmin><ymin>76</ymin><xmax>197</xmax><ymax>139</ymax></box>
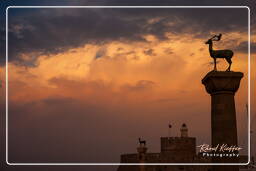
<box><xmin>138</xmin><ymin>137</ymin><xmax>146</xmax><ymax>146</ymax></box>
<box><xmin>205</xmin><ymin>33</ymin><xmax>233</xmax><ymax>71</ymax></box>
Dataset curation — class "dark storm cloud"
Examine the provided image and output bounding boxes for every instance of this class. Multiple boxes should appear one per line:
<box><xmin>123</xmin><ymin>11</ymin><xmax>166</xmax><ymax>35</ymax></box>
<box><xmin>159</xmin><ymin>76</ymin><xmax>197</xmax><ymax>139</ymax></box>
<box><xmin>6</xmin><ymin>8</ymin><xmax>146</xmax><ymax>66</ymax></box>
<box><xmin>235</xmin><ymin>41</ymin><xmax>256</xmax><ymax>54</ymax></box>
<box><xmin>4</xmin><ymin>7</ymin><xmax>248</xmax><ymax>66</ymax></box>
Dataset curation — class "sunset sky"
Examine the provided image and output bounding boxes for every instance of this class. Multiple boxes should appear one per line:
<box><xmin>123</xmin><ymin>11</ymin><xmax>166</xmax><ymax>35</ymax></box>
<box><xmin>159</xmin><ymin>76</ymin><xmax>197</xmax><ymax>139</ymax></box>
<box><xmin>0</xmin><ymin>6</ymin><xmax>255</xmax><ymax>165</ymax></box>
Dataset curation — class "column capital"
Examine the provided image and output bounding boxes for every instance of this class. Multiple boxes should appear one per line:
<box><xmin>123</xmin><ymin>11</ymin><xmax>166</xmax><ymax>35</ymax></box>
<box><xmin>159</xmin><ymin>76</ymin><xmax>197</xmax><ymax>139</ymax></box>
<box><xmin>202</xmin><ymin>71</ymin><xmax>243</xmax><ymax>95</ymax></box>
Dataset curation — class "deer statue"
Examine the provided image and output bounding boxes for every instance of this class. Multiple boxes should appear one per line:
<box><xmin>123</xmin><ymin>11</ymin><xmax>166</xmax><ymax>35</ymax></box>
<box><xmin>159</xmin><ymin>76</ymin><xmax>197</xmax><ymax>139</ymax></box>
<box><xmin>205</xmin><ymin>33</ymin><xmax>233</xmax><ymax>71</ymax></box>
<box><xmin>138</xmin><ymin>137</ymin><xmax>146</xmax><ymax>147</ymax></box>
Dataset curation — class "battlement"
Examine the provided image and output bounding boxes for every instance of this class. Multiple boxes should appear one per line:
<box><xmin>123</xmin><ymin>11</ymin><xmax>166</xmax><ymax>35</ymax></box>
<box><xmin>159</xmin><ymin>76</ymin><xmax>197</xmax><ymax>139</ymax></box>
<box><xmin>119</xmin><ymin>124</ymin><xmax>197</xmax><ymax>164</ymax></box>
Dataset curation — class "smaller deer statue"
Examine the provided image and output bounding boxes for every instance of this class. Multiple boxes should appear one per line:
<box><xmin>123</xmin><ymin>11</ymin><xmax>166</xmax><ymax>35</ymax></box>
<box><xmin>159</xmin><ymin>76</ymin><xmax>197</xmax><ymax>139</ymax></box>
<box><xmin>205</xmin><ymin>33</ymin><xmax>233</xmax><ymax>71</ymax></box>
<box><xmin>138</xmin><ymin>137</ymin><xmax>146</xmax><ymax>147</ymax></box>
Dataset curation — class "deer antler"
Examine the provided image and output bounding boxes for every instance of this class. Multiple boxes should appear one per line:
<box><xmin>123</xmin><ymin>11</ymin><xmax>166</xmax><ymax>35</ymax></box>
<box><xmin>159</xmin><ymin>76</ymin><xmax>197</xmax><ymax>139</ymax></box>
<box><xmin>210</xmin><ymin>33</ymin><xmax>222</xmax><ymax>41</ymax></box>
<box><xmin>210</xmin><ymin>35</ymin><xmax>217</xmax><ymax>40</ymax></box>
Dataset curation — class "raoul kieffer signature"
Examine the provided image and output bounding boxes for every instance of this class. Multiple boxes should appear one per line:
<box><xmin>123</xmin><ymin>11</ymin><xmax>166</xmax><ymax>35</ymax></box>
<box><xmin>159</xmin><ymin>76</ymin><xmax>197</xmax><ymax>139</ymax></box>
<box><xmin>197</xmin><ymin>144</ymin><xmax>242</xmax><ymax>153</ymax></box>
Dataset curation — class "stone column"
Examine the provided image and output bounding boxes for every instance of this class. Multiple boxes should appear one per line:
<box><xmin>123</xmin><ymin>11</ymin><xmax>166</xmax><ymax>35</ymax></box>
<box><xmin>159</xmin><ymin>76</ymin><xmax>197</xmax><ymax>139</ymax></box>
<box><xmin>137</xmin><ymin>146</ymin><xmax>147</xmax><ymax>171</ymax></box>
<box><xmin>202</xmin><ymin>71</ymin><xmax>243</xmax><ymax>171</ymax></box>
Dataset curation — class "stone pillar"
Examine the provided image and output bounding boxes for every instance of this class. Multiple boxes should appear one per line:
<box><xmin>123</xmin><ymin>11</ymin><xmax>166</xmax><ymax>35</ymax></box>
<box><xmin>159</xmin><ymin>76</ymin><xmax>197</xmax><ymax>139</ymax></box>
<box><xmin>202</xmin><ymin>71</ymin><xmax>243</xmax><ymax>171</ymax></box>
<box><xmin>137</xmin><ymin>146</ymin><xmax>147</xmax><ymax>171</ymax></box>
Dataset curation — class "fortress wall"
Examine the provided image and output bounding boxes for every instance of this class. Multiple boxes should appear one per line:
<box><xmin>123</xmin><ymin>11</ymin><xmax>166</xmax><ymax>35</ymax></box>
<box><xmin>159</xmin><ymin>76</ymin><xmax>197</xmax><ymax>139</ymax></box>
<box><xmin>160</xmin><ymin>137</ymin><xmax>196</xmax><ymax>156</ymax></box>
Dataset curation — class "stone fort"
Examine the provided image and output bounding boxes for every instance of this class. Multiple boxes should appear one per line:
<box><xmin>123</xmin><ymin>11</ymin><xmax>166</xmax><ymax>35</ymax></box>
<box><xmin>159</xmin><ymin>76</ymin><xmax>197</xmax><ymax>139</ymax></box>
<box><xmin>117</xmin><ymin>123</ymin><xmax>248</xmax><ymax>171</ymax></box>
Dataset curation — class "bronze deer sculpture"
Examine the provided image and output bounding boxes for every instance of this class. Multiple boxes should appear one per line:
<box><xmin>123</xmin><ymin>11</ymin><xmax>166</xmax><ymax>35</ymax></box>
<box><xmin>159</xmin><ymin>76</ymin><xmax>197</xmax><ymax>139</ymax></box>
<box><xmin>205</xmin><ymin>34</ymin><xmax>233</xmax><ymax>71</ymax></box>
<box><xmin>138</xmin><ymin>137</ymin><xmax>146</xmax><ymax>147</ymax></box>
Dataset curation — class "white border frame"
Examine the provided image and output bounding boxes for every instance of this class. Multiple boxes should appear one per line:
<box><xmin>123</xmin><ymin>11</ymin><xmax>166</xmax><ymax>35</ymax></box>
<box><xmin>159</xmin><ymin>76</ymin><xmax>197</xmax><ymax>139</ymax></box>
<box><xmin>5</xmin><ymin>6</ymin><xmax>251</xmax><ymax>166</ymax></box>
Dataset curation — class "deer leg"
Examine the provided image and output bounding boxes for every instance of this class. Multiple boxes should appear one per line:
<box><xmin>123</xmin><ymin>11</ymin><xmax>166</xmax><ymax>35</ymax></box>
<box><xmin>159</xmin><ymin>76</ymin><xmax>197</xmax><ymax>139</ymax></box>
<box><xmin>225</xmin><ymin>58</ymin><xmax>232</xmax><ymax>71</ymax></box>
<box><xmin>214</xmin><ymin>58</ymin><xmax>217</xmax><ymax>71</ymax></box>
